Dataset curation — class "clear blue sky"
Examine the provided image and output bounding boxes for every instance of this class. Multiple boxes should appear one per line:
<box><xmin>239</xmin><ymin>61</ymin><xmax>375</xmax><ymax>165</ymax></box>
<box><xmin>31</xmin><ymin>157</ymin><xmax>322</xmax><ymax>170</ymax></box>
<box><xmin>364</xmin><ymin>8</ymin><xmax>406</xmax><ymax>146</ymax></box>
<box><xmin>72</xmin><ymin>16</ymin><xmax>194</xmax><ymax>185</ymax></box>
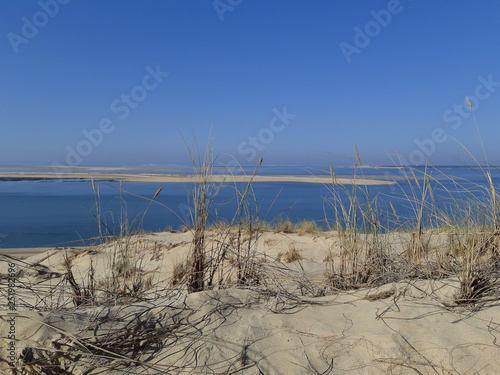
<box><xmin>1</xmin><ymin>1</ymin><xmax>500</xmax><ymax>167</ymax></box>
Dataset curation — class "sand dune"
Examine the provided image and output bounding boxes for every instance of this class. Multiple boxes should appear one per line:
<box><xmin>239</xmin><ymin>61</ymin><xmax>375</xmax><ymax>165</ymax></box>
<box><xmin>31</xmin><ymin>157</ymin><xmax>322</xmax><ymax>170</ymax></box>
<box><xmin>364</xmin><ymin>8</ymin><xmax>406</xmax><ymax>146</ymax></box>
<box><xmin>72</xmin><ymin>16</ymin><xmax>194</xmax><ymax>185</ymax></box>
<box><xmin>1</xmin><ymin>230</ymin><xmax>499</xmax><ymax>374</ymax></box>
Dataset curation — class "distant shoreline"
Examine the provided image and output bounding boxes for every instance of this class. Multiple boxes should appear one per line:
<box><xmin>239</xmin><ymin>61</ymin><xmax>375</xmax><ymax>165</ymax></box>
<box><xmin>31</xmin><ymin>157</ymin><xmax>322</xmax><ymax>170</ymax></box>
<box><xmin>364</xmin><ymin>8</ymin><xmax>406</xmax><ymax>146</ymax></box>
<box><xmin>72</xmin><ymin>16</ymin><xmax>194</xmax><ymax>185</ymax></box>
<box><xmin>0</xmin><ymin>171</ymin><xmax>395</xmax><ymax>185</ymax></box>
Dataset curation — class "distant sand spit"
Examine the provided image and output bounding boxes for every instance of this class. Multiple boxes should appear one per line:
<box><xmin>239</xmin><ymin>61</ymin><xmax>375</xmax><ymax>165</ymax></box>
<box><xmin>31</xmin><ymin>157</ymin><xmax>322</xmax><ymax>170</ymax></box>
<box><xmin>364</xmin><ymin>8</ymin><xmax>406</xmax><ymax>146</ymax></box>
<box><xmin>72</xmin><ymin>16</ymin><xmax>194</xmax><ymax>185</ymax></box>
<box><xmin>0</xmin><ymin>172</ymin><xmax>394</xmax><ymax>185</ymax></box>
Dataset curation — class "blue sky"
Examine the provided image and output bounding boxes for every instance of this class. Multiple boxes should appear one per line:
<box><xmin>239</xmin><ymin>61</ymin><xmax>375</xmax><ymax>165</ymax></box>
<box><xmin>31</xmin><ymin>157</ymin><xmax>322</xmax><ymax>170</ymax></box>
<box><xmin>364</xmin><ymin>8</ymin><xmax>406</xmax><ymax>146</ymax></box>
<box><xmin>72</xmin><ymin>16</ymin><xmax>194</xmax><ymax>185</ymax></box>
<box><xmin>1</xmin><ymin>1</ymin><xmax>500</xmax><ymax>168</ymax></box>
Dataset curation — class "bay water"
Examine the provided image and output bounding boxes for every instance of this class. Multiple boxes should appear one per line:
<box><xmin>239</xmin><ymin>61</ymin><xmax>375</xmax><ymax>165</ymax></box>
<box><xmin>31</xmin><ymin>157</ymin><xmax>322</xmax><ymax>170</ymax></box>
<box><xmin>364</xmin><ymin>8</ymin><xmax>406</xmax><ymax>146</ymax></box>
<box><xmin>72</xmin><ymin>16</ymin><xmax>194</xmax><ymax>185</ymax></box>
<box><xmin>1</xmin><ymin>166</ymin><xmax>499</xmax><ymax>249</ymax></box>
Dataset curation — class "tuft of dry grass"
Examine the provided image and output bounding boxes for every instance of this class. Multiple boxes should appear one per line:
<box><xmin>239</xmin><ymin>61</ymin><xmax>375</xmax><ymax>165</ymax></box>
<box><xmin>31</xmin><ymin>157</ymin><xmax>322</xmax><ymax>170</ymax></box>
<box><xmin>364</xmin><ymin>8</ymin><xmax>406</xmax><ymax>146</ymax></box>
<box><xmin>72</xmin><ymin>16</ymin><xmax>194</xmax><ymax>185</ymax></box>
<box><xmin>182</xmin><ymin>131</ymin><xmax>221</xmax><ymax>293</ymax></box>
<box><xmin>363</xmin><ymin>287</ymin><xmax>396</xmax><ymax>301</ymax></box>
<box><xmin>271</xmin><ymin>218</ymin><xmax>323</xmax><ymax>234</ymax></box>
<box><xmin>171</xmin><ymin>259</ymin><xmax>189</xmax><ymax>286</ymax></box>
<box><xmin>296</xmin><ymin>220</ymin><xmax>322</xmax><ymax>234</ymax></box>
<box><xmin>273</xmin><ymin>218</ymin><xmax>295</xmax><ymax>233</ymax></box>
<box><xmin>277</xmin><ymin>243</ymin><xmax>302</xmax><ymax>263</ymax></box>
<box><xmin>63</xmin><ymin>254</ymin><xmax>96</xmax><ymax>307</ymax></box>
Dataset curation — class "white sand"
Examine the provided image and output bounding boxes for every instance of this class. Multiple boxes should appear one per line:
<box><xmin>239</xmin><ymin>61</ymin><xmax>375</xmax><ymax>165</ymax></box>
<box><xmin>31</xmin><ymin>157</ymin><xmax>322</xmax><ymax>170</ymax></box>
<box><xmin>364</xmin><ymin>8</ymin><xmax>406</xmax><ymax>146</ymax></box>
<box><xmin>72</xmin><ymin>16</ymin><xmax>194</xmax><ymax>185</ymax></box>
<box><xmin>1</xmin><ymin>230</ymin><xmax>499</xmax><ymax>374</ymax></box>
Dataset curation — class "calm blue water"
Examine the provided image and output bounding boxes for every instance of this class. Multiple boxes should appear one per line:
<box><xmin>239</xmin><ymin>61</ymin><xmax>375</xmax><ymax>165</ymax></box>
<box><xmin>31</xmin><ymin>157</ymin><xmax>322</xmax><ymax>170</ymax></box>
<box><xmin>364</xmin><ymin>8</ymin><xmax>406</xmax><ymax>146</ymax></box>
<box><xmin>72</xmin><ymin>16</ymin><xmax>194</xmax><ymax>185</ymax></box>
<box><xmin>1</xmin><ymin>166</ymin><xmax>500</xmax><ymax>248</ymax></box>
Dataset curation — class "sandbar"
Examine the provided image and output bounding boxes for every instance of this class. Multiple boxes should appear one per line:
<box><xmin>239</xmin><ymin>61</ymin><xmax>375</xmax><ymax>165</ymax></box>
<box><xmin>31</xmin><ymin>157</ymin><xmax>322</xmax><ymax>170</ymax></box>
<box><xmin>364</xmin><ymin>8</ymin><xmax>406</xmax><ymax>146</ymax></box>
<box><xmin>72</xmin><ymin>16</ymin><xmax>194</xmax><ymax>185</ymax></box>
<box><xmin>0</xmin><ymin>171</ymin><xmax>394</xmax><ymax>185</ymax></box>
